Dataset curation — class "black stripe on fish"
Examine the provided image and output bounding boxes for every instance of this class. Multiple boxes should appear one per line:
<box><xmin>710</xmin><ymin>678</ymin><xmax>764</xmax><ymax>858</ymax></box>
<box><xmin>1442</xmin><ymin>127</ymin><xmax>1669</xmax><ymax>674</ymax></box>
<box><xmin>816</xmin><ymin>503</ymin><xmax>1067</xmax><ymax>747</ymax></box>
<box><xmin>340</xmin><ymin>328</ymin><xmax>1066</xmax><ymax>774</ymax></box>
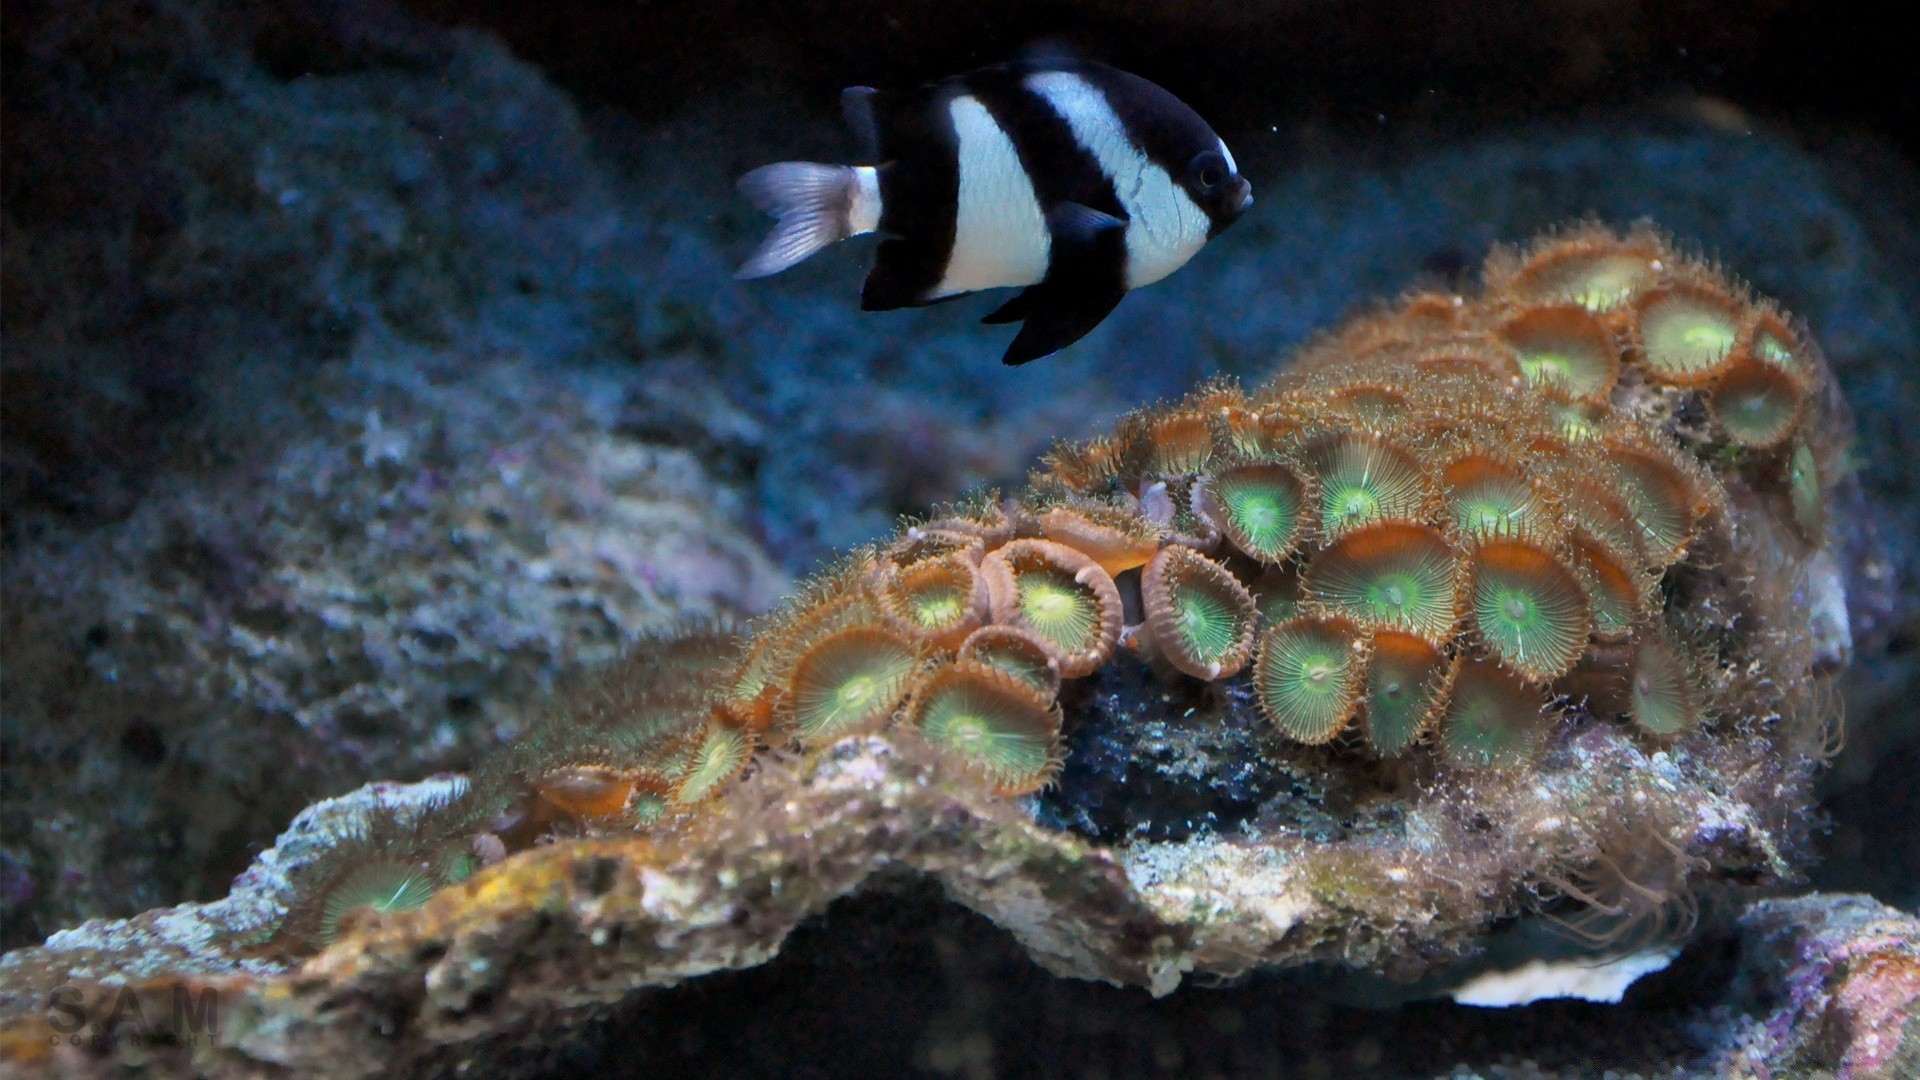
<box><xmin>1073</xmin><ymin>63</ymin><xmax>1219</xmax><ymax>184</ymax></box>
<box><xmin>861</xmin><ymin>86</ymin><xmax>961</xmax><ymax>312</ymax></box>
<box><xmin>966</xmin><ymin>65</ymin><xmax>1131</xmax><ymax>365</ymax></box>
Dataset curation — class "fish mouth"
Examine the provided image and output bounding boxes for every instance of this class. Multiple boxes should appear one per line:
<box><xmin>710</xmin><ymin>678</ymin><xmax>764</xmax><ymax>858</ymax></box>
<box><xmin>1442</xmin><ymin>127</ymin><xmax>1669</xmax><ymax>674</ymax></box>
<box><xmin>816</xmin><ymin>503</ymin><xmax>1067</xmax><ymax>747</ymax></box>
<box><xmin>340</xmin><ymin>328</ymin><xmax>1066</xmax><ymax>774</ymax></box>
<box><xmin>1210</xmin><ymin>179</ymin><xmax>1254</xmax><ymax>238</ymax></box>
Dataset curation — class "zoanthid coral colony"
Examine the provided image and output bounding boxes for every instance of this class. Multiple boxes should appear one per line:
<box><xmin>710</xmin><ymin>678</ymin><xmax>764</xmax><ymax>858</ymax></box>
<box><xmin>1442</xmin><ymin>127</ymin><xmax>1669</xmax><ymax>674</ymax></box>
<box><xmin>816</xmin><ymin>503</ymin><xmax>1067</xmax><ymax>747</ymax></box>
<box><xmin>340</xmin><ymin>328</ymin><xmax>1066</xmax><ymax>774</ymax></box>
<box><xmin>270</xmin><ymin>225</ymin><xmax>1847</xmax><ymax>960</ymax></box>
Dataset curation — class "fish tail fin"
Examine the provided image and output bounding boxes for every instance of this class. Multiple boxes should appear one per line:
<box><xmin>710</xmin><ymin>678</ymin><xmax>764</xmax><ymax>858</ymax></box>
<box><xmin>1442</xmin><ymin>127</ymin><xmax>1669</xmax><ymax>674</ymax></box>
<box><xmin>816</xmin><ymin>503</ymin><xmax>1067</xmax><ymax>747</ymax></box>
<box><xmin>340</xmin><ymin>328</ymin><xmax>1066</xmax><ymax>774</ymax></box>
<box><xmin>735</xmin><ymin>163</ymin><xmax>877</xmax><ymax>280</ymax></box>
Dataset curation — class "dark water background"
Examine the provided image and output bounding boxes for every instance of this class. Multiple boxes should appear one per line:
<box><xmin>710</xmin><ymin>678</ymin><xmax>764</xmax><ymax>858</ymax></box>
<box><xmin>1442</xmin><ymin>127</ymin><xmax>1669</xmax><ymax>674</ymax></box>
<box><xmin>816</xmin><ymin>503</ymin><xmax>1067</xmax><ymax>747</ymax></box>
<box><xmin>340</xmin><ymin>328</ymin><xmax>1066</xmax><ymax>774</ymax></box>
<box><xmin>3</xmin><ymin>1</ymin><xmax>1917</xmax><ymax>1075</ymax></box>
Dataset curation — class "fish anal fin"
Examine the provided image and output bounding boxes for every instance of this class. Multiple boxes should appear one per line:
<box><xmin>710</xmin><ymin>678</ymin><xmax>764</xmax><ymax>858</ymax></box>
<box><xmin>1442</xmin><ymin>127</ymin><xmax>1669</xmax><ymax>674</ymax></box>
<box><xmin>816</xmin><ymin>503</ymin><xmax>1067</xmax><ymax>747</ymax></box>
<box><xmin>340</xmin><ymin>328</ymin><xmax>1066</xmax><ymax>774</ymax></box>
<box><xmin>841</xmin><ymin>86</ymin><xmax>881</xmax><ymax>160</ymax></box>
<box><xmin>999</xmin><ymin>283</ymin><xmax>1125</xmax><ymax>366</ymax></box>
<box><xmin>981</xmin><ymin>286</ymin><xmax>1039</xmax><ymax>325</ymax></box>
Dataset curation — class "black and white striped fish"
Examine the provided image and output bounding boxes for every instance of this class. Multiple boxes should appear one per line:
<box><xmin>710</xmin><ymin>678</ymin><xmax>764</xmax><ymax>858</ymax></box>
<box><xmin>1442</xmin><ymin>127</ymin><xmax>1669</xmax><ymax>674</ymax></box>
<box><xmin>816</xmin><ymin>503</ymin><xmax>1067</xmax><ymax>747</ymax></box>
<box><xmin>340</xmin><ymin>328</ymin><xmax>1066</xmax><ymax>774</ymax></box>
<box><xmin>736</xmin><ymin>57</ymin><xmax>1253</xmax><ymax>366</ymax></box>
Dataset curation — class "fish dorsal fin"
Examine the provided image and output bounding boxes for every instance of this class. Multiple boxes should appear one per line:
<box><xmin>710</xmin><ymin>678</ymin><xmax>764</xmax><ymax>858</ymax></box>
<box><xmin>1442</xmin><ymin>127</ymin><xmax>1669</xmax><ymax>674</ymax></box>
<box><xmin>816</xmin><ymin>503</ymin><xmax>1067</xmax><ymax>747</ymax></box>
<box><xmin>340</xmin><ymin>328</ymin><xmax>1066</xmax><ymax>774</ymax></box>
<box><xmin>1049</xmin><ymin>202</ymin><xmax>1126</xmax><ymax>247</ymax></box>
<box><xmin>1013</xmin><ymin>37</ymin><xmax>1087</xmax><ymax>72</ymax></box>
<box><xmin>840</xmin><ymin>86</ymin><xmax>881</xmax><ymax>161</ymax></box>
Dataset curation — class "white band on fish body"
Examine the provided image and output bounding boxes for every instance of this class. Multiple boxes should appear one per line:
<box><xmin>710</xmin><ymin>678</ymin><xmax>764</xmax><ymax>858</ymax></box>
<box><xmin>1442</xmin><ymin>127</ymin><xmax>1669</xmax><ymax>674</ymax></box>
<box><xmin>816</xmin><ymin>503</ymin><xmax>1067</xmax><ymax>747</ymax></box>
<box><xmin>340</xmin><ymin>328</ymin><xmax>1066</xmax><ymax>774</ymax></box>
<box><xmin>934</xmin><ymin>94</ymin><xmax>1052</xmax><ymax>298</ymax></box>
<box><xmin>1026</xmin><ymin>71</ymin><xmax>1212</xmax><ymax>290</ymax></box>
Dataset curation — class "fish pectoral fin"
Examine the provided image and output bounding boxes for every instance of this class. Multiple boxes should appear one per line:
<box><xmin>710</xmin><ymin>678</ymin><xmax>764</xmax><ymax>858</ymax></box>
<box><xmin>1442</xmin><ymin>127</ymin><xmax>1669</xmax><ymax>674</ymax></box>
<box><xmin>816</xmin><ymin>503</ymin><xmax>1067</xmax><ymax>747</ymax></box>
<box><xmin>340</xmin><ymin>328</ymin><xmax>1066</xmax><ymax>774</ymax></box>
<box><xmin>998</xmin><ymin>282</ymin><xmax>1125</xmax><ymax>366</ymax></box>
<box><xmin>980</xmin><ymin>286</ymin><xmax>1040</xmax><ymax>325</ymax></box>
<box><xmin>1048</xmin><ymin>202</ymin><xmax>1127</xmax><ymax>246</ymax></box>
<box><xmin>840</xmin><ymin>87</ymin><xmax>881</xmax><ymax>160</ymax></box>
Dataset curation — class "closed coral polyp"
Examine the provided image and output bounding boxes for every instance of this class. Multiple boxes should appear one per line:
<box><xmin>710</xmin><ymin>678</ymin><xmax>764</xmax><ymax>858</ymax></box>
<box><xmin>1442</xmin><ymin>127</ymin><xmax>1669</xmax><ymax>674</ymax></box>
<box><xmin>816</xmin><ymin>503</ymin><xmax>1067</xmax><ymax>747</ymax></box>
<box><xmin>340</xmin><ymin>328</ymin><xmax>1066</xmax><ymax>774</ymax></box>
<box><xmin>535</xmin><ymin>765</ymin><xmax>639</xmax><ymax>819</ymax></box>
<box><xmin>1038</xmin><ymin>504</ymin><xmax>1162</xmax><ymax>577</ymax></box>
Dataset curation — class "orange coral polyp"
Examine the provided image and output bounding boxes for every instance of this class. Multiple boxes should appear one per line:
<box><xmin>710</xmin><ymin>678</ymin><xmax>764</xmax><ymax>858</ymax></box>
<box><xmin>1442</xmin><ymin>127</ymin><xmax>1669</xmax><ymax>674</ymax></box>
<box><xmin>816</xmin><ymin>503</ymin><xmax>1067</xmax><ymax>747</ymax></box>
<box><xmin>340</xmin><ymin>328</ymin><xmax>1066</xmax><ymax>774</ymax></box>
<box><xmin>1494</xmin><ymin>226</ymin><xmax>1667</xmax><ymax>313</ymax></box>
<box><xmin>782</xmin><ymin>626</ymin><xmax>921</xmax><ymax>741</ymax></box>
<box><xmin>1148</xmin><ymin>412</ymin><xmax>1216</xmax><ymax>475</ymax></box>
<box><xmin>1302</xmin><ymin>521</ymin><xmax>1460</xmax><ymax>643</ymax></box>
<box><xmin>874</xmin><ymin>553</ymin><xmax>987</xmax><ymax>649</ymax></box>
<box><xmin>1711</xmin><ymin>360</ymin><xmax>1805</xmax><ymax>449</ymax></box>
<box><xmin>1500</xmin><ymin>304</ymin><xmax>1621</xmax><ymax>401</ymax></box>
<box><xmin>1038</xmin><ymin>505</ymin><xmax>1162</xmax><ymax>577</ymax></box>
<box><xmin>1607</xmin><ymin>441</ymin><xmax>1709</xmax><ymax>565</ymax></box>
<box><xmin>908</xmin><ymin>661</ymin><xmax>1063</xmax><ymax>795</ymax></box>
<box><xmin>1441</xmin><ymin>453</ymin><xmax>1547</xmax><ymax>540</ymax></box>
<box><xmin>956</xmin><ymin>625</ymin><xmax>1064</xmax><ymax>699</ymax></box>
<box><xmin>1441</xmin><ymin>654</ymin><xmax>1554</xmax><ymax>769</ymax></box>
<box><xmin>1636</xmin><ymin>283</ymin><xmax>1745</xmax><ymax>384</ymax></box>
<box><xmin>535</xmin><ymin>765</ymin><xmax>639</xmax><ymax>819</ymax></box>
<box><xmin>1468</xmin><ymin>537</ymin><xmax>1591</xmax><ymax>682</ymax></box>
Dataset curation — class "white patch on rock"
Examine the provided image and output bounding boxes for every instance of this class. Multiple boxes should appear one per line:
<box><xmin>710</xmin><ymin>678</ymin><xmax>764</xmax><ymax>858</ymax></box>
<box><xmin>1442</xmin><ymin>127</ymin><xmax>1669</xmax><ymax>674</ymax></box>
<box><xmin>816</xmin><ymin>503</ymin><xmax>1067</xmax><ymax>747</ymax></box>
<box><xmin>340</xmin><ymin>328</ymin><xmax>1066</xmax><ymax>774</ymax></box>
<box><xmin>1449</xmin><ymin>947</ymin><xmax>1679</xmax><ymax>1007</ymax></box>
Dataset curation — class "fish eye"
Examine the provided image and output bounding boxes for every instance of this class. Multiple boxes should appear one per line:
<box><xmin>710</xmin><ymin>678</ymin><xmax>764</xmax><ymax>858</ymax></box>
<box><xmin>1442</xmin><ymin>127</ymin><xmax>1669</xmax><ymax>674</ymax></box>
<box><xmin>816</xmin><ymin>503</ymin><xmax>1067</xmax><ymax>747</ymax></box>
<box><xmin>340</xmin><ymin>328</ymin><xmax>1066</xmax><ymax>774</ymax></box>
<box><xmin>1190</xmin><ymin>151</ymin><xmax>1227</xmax><ymax>190</ymax></box>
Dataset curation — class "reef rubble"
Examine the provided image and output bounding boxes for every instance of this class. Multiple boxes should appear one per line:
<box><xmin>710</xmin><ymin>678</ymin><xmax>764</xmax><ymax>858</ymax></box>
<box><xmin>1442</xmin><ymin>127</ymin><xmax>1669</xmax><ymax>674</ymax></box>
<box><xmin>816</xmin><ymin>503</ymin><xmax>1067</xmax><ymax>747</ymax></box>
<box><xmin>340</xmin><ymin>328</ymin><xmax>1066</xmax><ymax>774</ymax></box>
<box><xmin>0</xmin><ymin>760</ymin><xmax>1914</xmax><ymax>1077</ymax></box>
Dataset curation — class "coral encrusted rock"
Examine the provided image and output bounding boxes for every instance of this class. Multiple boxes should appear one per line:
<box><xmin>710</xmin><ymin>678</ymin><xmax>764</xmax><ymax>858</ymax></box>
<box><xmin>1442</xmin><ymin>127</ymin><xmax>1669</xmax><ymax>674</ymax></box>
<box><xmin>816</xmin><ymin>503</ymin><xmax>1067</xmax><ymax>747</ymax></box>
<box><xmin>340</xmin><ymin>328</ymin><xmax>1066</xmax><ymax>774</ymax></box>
<box><xmin>0</xmin><ymin>226</ymin><xmax>1862</xmax><ymax>1073</ymax></box>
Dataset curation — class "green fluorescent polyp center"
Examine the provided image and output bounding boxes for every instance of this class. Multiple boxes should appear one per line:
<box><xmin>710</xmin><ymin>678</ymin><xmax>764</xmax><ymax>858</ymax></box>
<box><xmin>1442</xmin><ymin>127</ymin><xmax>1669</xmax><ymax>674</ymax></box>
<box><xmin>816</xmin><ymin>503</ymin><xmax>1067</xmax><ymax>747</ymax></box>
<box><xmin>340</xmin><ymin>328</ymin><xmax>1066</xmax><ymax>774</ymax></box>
<box><xmin>1519</xmin><ymin>352</ymin><xmax>1572</xmax><ymax>384</ymax></box>
<box><xmin>1177</xmin><ymin>592</ymin><xmax>1239</xmax><ymax>661</ymax></box>
<box><xmin>1019</xmin><ymin>573</ymin><xmax>1093</xmax><ymax>650</ymax></box>
<box><xmin>916</xmin><ymin>591</ymin><xmax>964</xmax><ymax>627</ymax></box>
<box><xmin>1336</xmin><ymin>489</ymin><xmax>1379</xmax><ymax>526</ymax></box>
<box><xmin>837</xmin><ymin>676</ymin><xmax>876</xmax><ymax>707</ymax></box>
